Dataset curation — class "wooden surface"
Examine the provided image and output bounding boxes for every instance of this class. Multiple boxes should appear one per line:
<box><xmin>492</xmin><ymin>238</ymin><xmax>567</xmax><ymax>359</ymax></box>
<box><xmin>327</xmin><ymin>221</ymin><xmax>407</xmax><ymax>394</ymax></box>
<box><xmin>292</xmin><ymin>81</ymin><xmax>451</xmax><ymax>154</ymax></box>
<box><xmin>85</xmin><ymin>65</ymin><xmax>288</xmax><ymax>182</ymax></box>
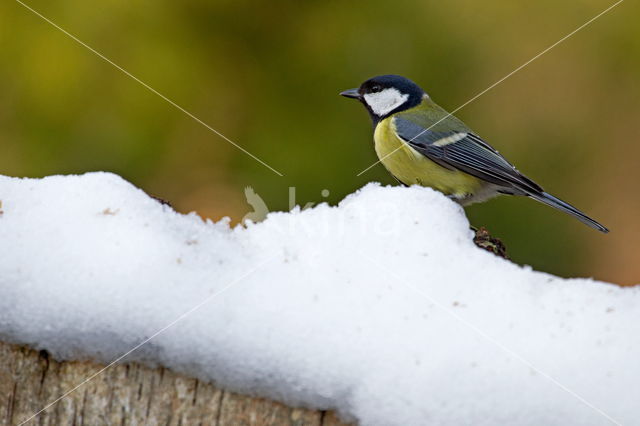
<box><xmin>0</xmin><ymin>341</ymin><xmax>351</xmax><ymax>426</ymax></box>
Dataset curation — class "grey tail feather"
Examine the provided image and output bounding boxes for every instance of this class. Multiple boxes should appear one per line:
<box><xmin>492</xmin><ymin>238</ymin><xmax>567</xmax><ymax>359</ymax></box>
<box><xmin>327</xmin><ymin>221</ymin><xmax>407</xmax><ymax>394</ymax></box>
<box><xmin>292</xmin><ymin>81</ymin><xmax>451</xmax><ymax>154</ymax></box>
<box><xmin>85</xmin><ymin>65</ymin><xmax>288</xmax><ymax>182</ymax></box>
<box><xmin>528</xmin><ymin>192</ymin><xmax>609</xmax><ymax>233</ymax></box>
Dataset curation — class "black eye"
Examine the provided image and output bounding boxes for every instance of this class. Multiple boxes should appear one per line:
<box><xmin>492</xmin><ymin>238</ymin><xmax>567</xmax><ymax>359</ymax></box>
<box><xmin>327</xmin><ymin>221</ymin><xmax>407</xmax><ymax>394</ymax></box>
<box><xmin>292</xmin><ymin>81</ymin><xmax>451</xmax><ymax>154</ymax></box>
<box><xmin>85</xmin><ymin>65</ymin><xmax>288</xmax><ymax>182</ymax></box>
<box><xmin>370</xmin><ymin>85</ymin><xmax>382</xmax><ymax>93</ymax></box>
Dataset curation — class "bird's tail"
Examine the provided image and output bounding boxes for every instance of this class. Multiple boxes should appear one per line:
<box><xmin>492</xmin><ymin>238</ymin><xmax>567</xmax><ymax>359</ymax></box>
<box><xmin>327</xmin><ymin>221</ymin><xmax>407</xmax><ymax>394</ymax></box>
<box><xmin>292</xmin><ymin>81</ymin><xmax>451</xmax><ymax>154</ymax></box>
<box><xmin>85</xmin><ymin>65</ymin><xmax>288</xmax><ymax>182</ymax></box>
<box><xmin>528</xmin><ymin>192</ymin><xmax>609</xmax><ymax>233</ymax></box>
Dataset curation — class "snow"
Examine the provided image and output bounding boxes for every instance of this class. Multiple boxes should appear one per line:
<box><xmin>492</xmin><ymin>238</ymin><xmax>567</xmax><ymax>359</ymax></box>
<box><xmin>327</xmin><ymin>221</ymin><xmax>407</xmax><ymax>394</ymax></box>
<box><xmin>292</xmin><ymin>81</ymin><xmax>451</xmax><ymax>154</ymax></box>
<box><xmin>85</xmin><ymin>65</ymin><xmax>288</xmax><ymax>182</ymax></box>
<box><xmin>0</xmin><ymin>172</ymin><xmax>638</xmax><ymax>426</ymax></box>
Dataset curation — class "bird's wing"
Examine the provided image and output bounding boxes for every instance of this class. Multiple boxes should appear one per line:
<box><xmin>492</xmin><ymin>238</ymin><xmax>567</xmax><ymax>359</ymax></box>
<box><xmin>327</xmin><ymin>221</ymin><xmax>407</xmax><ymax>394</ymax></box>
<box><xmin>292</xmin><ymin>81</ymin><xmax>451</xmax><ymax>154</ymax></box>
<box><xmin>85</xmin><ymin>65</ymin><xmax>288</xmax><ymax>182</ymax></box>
<box><xmin>393</xmin><ymin>116</ymin><xmax>543</xmax><ymax>194</ymax></box>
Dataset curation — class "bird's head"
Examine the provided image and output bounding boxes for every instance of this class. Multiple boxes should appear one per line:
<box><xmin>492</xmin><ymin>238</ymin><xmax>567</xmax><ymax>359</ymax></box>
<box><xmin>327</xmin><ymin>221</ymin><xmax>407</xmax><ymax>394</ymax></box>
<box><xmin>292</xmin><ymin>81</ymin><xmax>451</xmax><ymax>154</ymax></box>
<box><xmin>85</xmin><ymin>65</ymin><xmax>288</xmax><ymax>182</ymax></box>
<box><xmin>340</xmin><ymin>75</ymin><xmax>425</xmax><ymax>123</ymax></box>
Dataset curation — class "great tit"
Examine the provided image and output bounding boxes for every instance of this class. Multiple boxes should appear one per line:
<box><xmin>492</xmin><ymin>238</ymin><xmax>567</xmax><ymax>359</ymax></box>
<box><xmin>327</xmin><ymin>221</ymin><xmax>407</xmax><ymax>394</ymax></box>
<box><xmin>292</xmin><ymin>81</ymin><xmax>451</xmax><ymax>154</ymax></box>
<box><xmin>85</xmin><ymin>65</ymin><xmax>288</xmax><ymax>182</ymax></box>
<box><xmin>341</xmin><ymin>74</ymin><xmax>608</xmax><ymax>233</ymax></box>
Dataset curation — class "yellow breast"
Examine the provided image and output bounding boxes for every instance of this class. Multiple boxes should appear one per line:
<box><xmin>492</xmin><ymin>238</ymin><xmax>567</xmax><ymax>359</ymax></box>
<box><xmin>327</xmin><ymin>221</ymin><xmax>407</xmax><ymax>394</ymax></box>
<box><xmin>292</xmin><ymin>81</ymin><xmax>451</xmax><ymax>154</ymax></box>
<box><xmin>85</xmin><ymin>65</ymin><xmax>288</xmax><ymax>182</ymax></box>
<box><xmin>373</xmin><ymin>118</ymin><xmax>484</xmax><ymax>198</ymax></box>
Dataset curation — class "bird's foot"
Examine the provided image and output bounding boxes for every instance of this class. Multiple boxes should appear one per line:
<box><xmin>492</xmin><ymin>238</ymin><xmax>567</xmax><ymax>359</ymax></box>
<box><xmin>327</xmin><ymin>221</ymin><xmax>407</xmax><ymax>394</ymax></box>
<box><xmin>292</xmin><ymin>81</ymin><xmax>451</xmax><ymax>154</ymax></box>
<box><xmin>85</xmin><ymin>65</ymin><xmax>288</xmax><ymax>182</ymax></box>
<box><xmin>472</xmin><ymin>226</ymin><xmax>509</xmax><ymax>259</ymax></box>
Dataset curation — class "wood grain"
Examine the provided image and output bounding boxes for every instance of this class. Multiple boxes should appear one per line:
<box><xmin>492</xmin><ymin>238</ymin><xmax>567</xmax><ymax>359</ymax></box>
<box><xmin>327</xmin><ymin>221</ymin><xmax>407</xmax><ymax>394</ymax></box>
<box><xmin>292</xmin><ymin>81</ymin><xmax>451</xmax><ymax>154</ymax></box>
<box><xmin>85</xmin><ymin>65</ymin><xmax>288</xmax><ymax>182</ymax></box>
<box><xmin>0</xmin><ymin>341</ymin><xmax>352</xmax><ymax>426</ymax></box>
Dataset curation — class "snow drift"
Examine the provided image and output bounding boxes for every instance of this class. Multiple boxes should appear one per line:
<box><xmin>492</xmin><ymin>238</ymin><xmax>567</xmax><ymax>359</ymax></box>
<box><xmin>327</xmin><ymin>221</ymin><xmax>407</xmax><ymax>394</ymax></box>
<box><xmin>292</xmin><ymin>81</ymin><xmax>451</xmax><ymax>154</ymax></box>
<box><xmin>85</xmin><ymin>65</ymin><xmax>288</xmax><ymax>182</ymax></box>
<box><xmin>0</xmin><ymin>172</ymin><xmax>637</xmax><ymax>426</ymax></box>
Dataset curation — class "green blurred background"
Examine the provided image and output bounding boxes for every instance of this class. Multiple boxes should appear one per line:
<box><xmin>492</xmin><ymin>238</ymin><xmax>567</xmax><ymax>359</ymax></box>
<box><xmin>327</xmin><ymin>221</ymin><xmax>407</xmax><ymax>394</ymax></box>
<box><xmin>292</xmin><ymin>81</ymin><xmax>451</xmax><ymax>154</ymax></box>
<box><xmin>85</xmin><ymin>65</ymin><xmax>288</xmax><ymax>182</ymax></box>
<box><xmin>0</xmin><ymin>0</ymin><xmax>637</xmax><ymax>284</ymax></box>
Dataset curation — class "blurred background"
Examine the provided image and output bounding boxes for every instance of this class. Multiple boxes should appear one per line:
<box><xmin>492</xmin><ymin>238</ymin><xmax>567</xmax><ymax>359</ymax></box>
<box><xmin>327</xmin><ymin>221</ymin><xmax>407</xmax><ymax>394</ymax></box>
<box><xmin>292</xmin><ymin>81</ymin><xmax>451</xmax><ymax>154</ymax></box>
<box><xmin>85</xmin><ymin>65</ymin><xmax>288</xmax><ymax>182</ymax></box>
<box><xmin>0</xmin><ymin>0</ymin><xmax>637</xmax><ymax>284</ymax></box>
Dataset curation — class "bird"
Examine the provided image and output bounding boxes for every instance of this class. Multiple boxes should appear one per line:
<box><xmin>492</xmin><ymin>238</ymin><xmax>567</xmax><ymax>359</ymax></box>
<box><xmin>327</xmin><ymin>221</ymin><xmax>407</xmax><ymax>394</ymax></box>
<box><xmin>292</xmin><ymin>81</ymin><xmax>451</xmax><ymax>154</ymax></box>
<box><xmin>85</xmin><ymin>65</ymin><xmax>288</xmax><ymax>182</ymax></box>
<box><xmin>340</xmin><ymin>74</ymin><xmax>608</xmax><ymax>233</ymax></box>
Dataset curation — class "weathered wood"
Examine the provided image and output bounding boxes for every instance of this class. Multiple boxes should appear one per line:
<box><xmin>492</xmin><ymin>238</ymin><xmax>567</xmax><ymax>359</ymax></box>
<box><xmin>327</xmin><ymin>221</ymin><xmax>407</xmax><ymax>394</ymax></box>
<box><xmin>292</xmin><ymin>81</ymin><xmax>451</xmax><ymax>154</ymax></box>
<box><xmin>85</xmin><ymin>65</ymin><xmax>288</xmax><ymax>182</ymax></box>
<box><xmin>0</xmin><ymin>341</ymin><xmax>352</xmax><ymax>426</ymax></box>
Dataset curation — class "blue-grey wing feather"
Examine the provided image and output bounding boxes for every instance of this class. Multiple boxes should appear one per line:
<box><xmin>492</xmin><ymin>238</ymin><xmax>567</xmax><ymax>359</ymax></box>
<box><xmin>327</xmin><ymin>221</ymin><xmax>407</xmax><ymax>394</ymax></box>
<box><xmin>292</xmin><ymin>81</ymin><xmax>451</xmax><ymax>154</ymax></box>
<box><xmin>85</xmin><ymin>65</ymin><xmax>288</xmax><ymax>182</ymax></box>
<box><xmin>393</xmin><ymin>117</ymin><xmax>543</xmax><ymax>194</ymax></box>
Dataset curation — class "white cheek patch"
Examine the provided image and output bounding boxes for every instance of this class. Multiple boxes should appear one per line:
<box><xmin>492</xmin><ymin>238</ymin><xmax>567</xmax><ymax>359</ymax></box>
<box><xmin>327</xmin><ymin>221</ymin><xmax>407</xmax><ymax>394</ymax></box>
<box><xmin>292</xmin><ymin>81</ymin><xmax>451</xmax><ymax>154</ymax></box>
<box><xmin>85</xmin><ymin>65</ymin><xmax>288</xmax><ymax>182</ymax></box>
<box><xmin>363</xmin><ymin>88</ymin><xmax>409</xmax><ymax>116</ymax></box>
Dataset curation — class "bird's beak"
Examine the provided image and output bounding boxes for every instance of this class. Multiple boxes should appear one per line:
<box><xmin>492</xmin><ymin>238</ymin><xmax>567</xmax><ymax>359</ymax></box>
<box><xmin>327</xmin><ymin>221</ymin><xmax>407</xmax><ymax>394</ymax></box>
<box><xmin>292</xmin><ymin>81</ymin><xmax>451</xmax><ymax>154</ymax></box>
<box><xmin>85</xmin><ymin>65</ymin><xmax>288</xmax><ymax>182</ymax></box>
<box><xmin>340</xmin><ymin>88</ymin><xmax>360</xmax><ymax>99</ymax></box>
